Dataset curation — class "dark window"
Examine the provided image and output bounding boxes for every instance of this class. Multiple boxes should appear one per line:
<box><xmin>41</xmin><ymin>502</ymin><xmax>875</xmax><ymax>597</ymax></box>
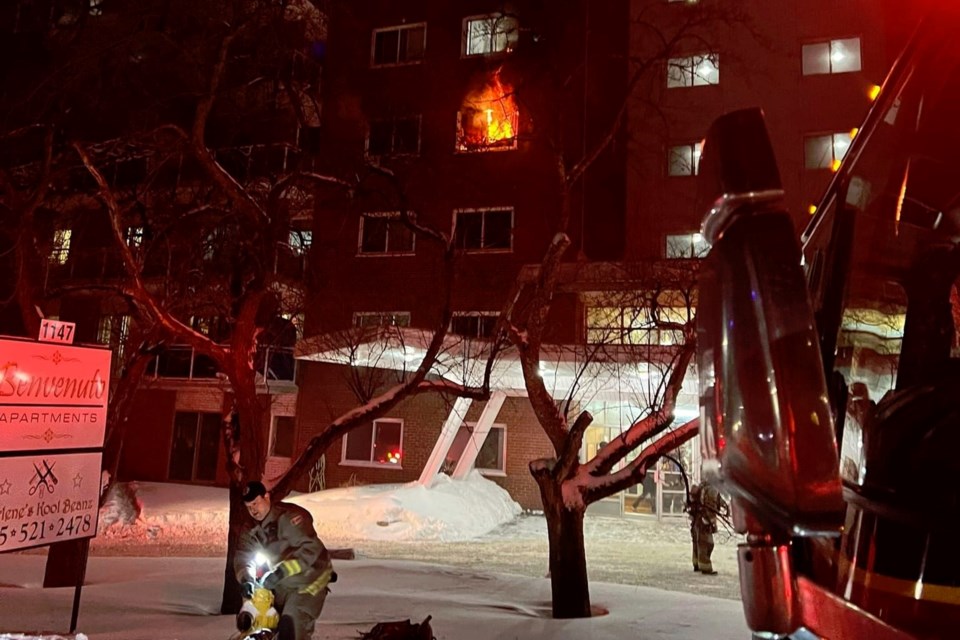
<box><xmin>168</xmin><ymin>412</ymin><xmax>220</xmax><ymax>482</ymax></box>
<box><xmin>359</xmin><ymin>214</ymin><xmax>415</xmax><ymax>254</ymax></box>
<box><xmin>373</xmin><ymin>24</ymin><xmax>426</xmax><ymax>66</ymax></box>
<box><xmin>451</xmin><ymin>314</ymin><xmax>497</xmax><ymax>338</ymax></box>
<box><xmin>344</xmin><ymin>419</ymin><xmax>403</xmax><ymax>465</ymax></box>
<box><xmin>271</xmin><ymin>416</ymin><xmax>296</xmax><ymax>458</ymax></box>
<box><xmin>455</xmin><ymin>208</ymin><xmax>513</xmax><ymax>251</ymax></box>
<box><xmin>367</xmin><ymin>117</ymin><xmax>420</xmax><ymax>157</ymax></box>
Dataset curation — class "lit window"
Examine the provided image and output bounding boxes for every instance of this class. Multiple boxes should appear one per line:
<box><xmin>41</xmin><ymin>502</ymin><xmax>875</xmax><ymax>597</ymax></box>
<box><xmin>353</xmin><ymin>312</ymin><xmax>411</xmax><ymax>328</ymax></box>
<box><xmin>668</xmin><ymin>142</ymin><xmax>702</xmax><ymax>176</ymax></box>
<box><xmin>125</xmin><ymin>226</ymin><xmax>144</xmax><ymax>250</ymax></box>
<box><xmin>270</xmin><ymin>416</ymin><xmax>296</xmax><ymax>458</ymax></box>
<box><xmin>358</xmin><ymin>213</ymin><xmax>415</xmax><ymax>255</ymax></box>
<box><xmin>463</xmin><ymin>14</ymin><xmax>519</xmax><ymax>56</ymax></box>
<box><xmin>372</xmin><ymin>23</ymin><xmax>426</xmax><ymax>66</ymax></box>
<box><xmin>454</xmin><ymin>208</ymin><xmax>513</xmax><ymax>252</ymax></box>
<box><xmin>367</xmin><ymin>116</ymin><xmax>421</xmax><ymax>157</ymax></box>
<box><xmin>804</xmin><ymin>131</ymin><xmax>854</xmax><ymax>170</ymax></box>
<box><xmin>802</xmin><ymin>37</ymin><xmax>861</xmax><ymax>75</ymax></box>
<box><xmin>586</xmin><ymin>292</ymin><xmax>693</xmax><ymax>345</ymax></box>
<box><xmin>97</xmin><ymin>314</ymin><xmax>131</xmax><ymax>362</ymax></box>
<box><xmin>343</xmin><ymin>418</ymin><xmax>403</xmax><ymax>466</ymax></box>
<box><xmin>50</xmin><ymin>229</ymin><xmax>72</xmax><ymax>265</ymax></box>
<box><xmin>289</xmin><ymin>229</ymin><xmax>313</xmax><ymax>256</ymax></box>
<box><xmin>667</xmin><ymin>54</ymin><xmax>719</xmax><ymax>87</ymax></box>
<box><xmin>446</xmin><ymin>423</ymin><xmax>506</xmax><ymax>474</ymax></box>
<box><xmin>90</xmin><ymin>0</ymin><xmax>103</xmax><ymax>16</ymax></box>
<box><xmin>665</xmin><ymin>233</ymin><xmax>709</xmax><ymax>258</ymax></box>
<box><xmin>451</xmin><ymin>312</ymin><xmax>498</xmax><ymax>338</ymax></box>
<box><xmin>667</xmin><ymin>0</ymin><xmax>699</xmax><ymax>3</ymax></box>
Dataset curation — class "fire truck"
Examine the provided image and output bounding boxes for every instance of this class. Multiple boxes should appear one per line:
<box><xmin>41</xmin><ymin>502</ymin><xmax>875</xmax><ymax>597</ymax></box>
<box><xmin>696</xmin><ymin>4</ymin><xmax>960</xmax><ymax>638</ymax></box>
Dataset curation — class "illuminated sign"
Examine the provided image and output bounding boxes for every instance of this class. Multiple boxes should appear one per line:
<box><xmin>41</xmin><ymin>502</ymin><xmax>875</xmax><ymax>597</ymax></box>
<box><xmin>0</xmin><ymin>451</ymin><xmax>102</xmax><ymax>552</ymax></box>
<box><xmin>0</xmin><ymin>338</ymin><xmax>111</xmax><ymax>452</ymax></box>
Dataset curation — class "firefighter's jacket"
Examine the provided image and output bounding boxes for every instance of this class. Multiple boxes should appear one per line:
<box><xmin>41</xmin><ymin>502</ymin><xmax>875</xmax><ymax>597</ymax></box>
<box><xmin>235</xmin><ymin>501</ymin><xmax>333</xmax><ymax>597</ymax></box>
<box><xmin>697</xmin><ymin>483</ymin><xmax>727</xmax><ymax>533</ymax></box>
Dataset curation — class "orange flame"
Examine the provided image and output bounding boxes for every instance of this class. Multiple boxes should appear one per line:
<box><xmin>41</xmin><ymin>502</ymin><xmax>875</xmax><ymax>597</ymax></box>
<box><xmin>460</xmin><ymin>71</ymin><xmax>518</xmax><ymax>150</ymax></box>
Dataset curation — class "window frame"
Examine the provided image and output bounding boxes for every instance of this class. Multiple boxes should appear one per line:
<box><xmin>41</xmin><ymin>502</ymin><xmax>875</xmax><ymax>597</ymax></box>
<box><xmin>667</xmin><ymin>141</ymin><xmax>703</xmax><ymax>177</ymax></box>
<box><xmin>665</xmin><ymin>232</ymin><xmax>709</xmax><ymax>258</ymax></box>
<box><xmin>358</xmin><ymin>212</ymin><xmax>417</xmax><ymax>256</ymax></box>
<box><xmin>449</xmin><ymin>422</ymin><xmax>507</xmax><ymax>476</ymax></box>
<box><xmin>462</xmin><ymin>13</ymin><xmax>520</xmax><ymax>58</ymax></box>
<box><xmin>269</xmin><ymin>414</ymin><xmax>296</xmax><ymax>459</ymax></box>
<box><xmin>666</xmin><ymin>53</ymin><xmax>720</xmax><ymax>88</ymax></box>
<box><xmin>353</xmin><ymin>311</ymin><xmax>412</xmax><ymax>328</ymax></box>
<box><xmin>341</xmin><ymin>418</ymin><xmax>404</xmax><ymax>468</ymax></box>
<box><xmin>450</xmin><ymin>311</ymin><xmax>499</xmax><ymax>338</ymax></box>
<box><xmin>801</xmin><ymin>37</ymin><xmax>862</xmax><ymax>76</ymax></box>
<box><xmin>453</xmin><ymin>207</ymin><xmax>514</xmax><ymax>253</ymax></box>
<box><xmin>366</xmin><ymin>115</ymin><xmax>422</xmax><ymax>158</ymax></box>
<box><xmin>50</xmin><ymin>228</ymin><xmax>72</xmax><ymax>265</ymax></box>
<box><xmin>288</xmin><ymin>228</ymin><xmax>313</xmax><ymax>256</ymax></box>
<box><xmin>371</xmin><ymin>23</ymin><xmax>427</xmax><ymax>68</ymax></box>
<box><xmin>804</xmin><ymin>131</ymin><xmax>854</xmax><ymax>170</ymax></box>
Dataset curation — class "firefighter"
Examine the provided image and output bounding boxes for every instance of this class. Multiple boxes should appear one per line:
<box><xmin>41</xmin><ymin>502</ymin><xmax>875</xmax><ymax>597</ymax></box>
<box><xmin>234</xmin><ymin>481</ymin><xmax>335</xmax><ymax>640</ymax></box>
<box><xmin>687</xmin><ymin>480</ymin><xmax>727</xmax><ymax>575</ymax></box>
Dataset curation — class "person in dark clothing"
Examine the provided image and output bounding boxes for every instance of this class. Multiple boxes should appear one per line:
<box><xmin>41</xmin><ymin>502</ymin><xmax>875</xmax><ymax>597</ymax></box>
<box><xmin>687</xmin><ymin>480</ymin><xmax>728</xmax><ymax>575</ymax></box>
<box><xmin>234</xmin><ymin>481</ymin><xmax>334</xmax><ymax>640</ymax></box>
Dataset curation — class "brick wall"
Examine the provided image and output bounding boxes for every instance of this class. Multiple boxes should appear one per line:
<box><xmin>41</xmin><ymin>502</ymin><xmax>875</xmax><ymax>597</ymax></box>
<box><xmin>295</xmin><ymin>361</ymin><xmax>556</xmax><ymax>510</ymax></box>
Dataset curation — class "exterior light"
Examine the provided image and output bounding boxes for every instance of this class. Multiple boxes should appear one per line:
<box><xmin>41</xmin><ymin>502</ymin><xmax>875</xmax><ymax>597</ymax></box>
<box><xmin>830</xmin><ymin>159</ymin><xmax>842</xmax><ymax>172</ymax></box>
<box><xmin>808</xmin><ymin>204</ymin><xmax>818</xmax><ymax>215</ymax></box>
<box><xmin>868</xmin><ymin>84</ymin><xmax>881</xmax><ymax>101</ymax></box>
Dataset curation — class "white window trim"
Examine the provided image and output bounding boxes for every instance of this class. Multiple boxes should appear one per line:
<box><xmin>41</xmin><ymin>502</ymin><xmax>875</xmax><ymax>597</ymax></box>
<box><xmin>461</xmin><ymin>13</ymin><xmax>519</xmax><ymax>58</ymax></box>
<box><xmin>340</xmin><ymin>418</ymin><xmax>404</xmax><ymax>469</ymax></box>
<box><xmin>269</xmin><ymin>414</ymin><xmax>296</xmax><ymax>459</ymax></box>
<box><xmin>365</xmin><ymin>115</ymin><xmax>422</xmax><ymax>159</ymax></box>
<box><xmin>357</xmin><ymin>212</ymin><xmax>417</xmax><ymax>257</ymax></box>
<box><xmin>453</xmin><ymin>422</ymin><xmax>507</xmax><ymax>476</ymax></box>
<box><xmin>453</xmin><ymin>207</ymin><xmax>515</xmax><ymax>253</ymax></box>
<box><xmin>801</xmin><ymin>37</ymin><xmax>862</xmax><ymax>76</ymax></box>
<box><xmin>370</xmin><ymin>23</ymin><xmax>427</xmax><ymax>68</ymax></box>
<box><xmin>666</xmin><ymin>53</ymin><xmax>720</xmax><ymax>88</ymax></box>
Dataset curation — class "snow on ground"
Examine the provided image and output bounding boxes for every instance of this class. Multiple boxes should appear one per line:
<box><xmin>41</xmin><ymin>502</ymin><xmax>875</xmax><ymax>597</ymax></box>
<box><xmin>1</xmin><ymin>475</ymin><xmax>748</xmax><ymax>639</ymax></box>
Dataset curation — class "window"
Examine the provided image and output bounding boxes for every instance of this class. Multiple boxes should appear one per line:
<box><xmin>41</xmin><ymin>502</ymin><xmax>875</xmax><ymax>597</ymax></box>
<box><xmin>50</xmin><ymin>229</ymin><xmax>72</xmax><ymax>265</ymax></box>
<box><xmin>89</xmin><ymin>0</ymin><xmax>103</xmax><ymax>16</ymax></box>
<box><xmin>665</xmin><ymin>233</ymin><xmax>709</xmax><ymax>258</ymax></box>
<box><xmin>372</xmin><ymin>23</ymin><xmax>426</xmax><ymax>66</ymax></box>
<box><xmin>446</xmin><ymin>423</ymin><xmax>506</xmax><ymax>474</ymax></box>
<box><xmin>454</xmin><ymin>208</ymin><xmax>513</xmax><ymax>252</ymax></box>
<box><xmin>805</xmin><ymin>131</ymin><xmax>854</xmax><ymax>170</ymax></box>
<box><xmin>353</xmin><ymin>312</ymin><xmax>411</xmax><ymax>328</ymax></box>
<box><xmin>451</xmin><ymin>312</ymin><xmax>498</xmax><ymax>338</ymax></box>
<box><xmin>667</xmin><ymin>54</ymin><xmax>720</xmax><ymax>87</ymax></box>
<box><xmin>270</xmin><ymin>416</ymin><xmax>296</xmax><ymax>458</ymax></box>
<box><xmin>802</xmin><ymin>37</ymin><xmax>861</xmax><ymax>75</ymax></box>
<box><xmin>168</xmin><ymin>412</ymin><xmax>220</xmax><ymax>482</ymax></box>
<box><xmin>125</xmin><ymin>226</ymin><xmax>144</xmax><ymax>250</ymax></box>
<box><xmin>289</xmin><ymin>229</ymin><xmax>313</xmax><ymax>256</ymax></box>
<box><xmin>463</xmin><ymin>14</ymin><xmax>519</xmax><ymax>57</ymax></box>
<box><xmin>586</xmin><ymin>294</ymin><xmax>693</xmax><ymax>345</ymax></box>
<box><xmin>668</xmin><ymin>142</ymin><xmax>702</xmax><ymax>176</ymax></box>
<box><xmin>343</xmin><ymin>418</ymin><xmax>403</xmax><ymax>466</ymax></box>
<box><xmin>367</xmin><ymin>116</ymin><xmax>421</xmax><ymax>157</ymax></box>
<box><xmin>359</xmin><ymin>212</ymin><xmax>415</xmax><ymax>255</ymax></box>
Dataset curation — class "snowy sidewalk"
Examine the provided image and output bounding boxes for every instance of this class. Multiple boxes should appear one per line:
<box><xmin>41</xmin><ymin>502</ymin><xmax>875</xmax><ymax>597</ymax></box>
<box><xmin>0</xmin><ymin>555</ymin><xmax>750</xmax><ymax>640</ymax></box>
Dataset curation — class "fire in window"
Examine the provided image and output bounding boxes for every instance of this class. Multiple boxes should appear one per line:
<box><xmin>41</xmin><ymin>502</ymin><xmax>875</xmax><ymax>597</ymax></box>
<box><xmin>457</xmin><ymin>71</ymin><xmax>519</xmax><ymax>152</ymax></box>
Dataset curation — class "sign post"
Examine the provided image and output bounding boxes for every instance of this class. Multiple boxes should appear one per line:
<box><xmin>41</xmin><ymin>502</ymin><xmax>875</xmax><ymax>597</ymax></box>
<box><xmin>0</xmin><ymin>333</ymin><xmax>111</xmax><ymax>633</ymax></box>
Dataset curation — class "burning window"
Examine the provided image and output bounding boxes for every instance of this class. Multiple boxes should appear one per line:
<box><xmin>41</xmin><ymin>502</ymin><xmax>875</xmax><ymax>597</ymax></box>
<box><xmin>457</xmin><ymin>72</ymin><xmax>519</xmax><ymax>152</ymax></box>
<box><xmin>463</xmin><ymin>14</ymin><xmax>519</xmax><ymax>57</ymax></box>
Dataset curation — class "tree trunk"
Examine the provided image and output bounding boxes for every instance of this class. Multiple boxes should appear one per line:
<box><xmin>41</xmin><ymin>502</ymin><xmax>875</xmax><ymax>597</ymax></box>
<box><xmin>534</xmin><ymin>470</ymin><xmax>591</xmax><ymax>619</ymax></box>
<box><xmin>220</xmin><ymin>483</ymin><xmax>246</xmax><ymax>614</ymax></box>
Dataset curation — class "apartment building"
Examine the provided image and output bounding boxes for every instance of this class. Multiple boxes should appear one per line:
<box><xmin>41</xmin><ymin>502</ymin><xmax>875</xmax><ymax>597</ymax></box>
<box><xmin>290</xmin><ymin>0</ymin><xmax>926</xmax><ymax>517</ymax></box>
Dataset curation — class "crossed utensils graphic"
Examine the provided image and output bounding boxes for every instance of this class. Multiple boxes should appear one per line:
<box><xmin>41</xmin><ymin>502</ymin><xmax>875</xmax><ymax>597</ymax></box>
<box><xmin>29</xmin><ymin>460</ymin><xmax>58</xmax><ymax>497</ymax></box>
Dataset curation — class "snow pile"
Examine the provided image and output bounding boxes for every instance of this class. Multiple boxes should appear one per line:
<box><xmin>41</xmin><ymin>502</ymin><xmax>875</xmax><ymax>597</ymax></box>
<box><xmin>289</xmin><ymin>471</ymin><xmax>522</xmax><ymax>542</ymax></box>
